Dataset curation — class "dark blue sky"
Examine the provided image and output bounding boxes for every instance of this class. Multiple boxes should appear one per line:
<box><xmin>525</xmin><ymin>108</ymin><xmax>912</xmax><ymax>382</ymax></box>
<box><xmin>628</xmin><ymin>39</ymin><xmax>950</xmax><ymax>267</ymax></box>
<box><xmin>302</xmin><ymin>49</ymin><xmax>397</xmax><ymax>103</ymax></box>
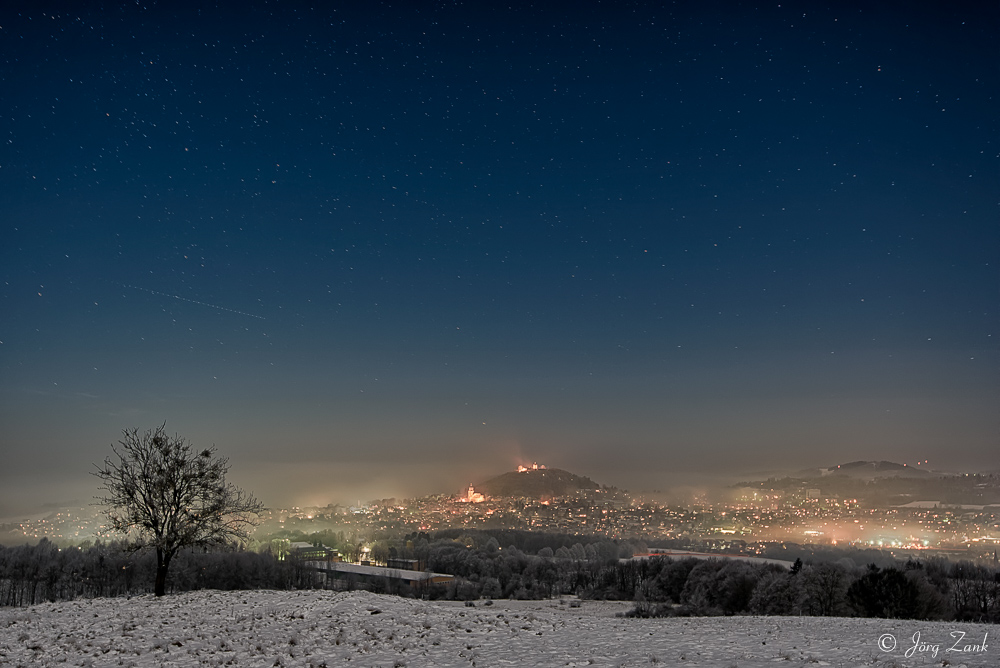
<box><xmin>2</xmin><ymin>1</ymin><xmax>997</xmax><ymax>515</ymax></box>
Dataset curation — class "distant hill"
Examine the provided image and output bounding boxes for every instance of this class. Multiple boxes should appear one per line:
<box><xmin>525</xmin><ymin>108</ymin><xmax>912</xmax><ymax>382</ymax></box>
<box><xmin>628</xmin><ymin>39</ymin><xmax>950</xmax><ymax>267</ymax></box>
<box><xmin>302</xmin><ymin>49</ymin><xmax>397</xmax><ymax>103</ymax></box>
<box><xmin>476</xmin><ymin>468</ymin><xmax>604</xmax><ymax>499</ymax></box>
<box><xmin>736</xmin><ymin>461</ymin><xmax>999</xmax><ymax>507</ymax></box>
<box><xmin>787</xmin><ymin>460</ymin><xmax>938</xmax><ymax>480</ymax></box>
<box><xmin>816</xmin><ymin>460</ymin><xmax>935</xmax><ymax>480</ymax></box>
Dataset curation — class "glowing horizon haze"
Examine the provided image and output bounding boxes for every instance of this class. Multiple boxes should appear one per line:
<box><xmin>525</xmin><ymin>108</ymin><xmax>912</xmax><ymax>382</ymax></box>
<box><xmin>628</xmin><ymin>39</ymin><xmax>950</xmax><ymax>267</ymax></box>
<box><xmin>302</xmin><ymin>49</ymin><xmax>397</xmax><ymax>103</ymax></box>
<box><xmin>2</xmin><ymin>2</ymin><xmax>997</xmax><ymax>519</ymax></box>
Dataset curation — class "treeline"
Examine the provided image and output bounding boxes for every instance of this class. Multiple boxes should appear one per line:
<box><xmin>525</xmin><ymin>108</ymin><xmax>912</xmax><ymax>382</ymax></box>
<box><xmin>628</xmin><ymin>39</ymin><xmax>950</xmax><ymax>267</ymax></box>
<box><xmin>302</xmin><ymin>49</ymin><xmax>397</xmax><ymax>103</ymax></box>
<box><xmin>431</xmin><ymin>528</ymin><xmax>644</xmax><ymax>557</ymax></box>
<box><xmin>605</xmin><ymin>557</ymin><xmax>999</xmax><ymax>622</ymax></box>
<box><xmin>259</xmin><ymin>528</ymin><xmax>1000</xmax><ymax>622</ymax></box>
<box><xmin>261</xmin><ymin>527</ymin><xmax>645</xmax><ymax>568</ymax></box>
<box><xmin>0</xmin><ymin>539</ymin><xmax>314</xmax><ymax>607</ymax></box>
<box><xmin>424</xmin><ymin>540</ymin><xmax>999</xmax><ymax>622</ymax></box>
<box><xmin>422</xmin><ymin>536</ymin><xmax>627</xmax><ymax>601</ymax></box>
<box><xmin>4</xmin><ymin>534</ymin><xmax>998</xmax><ymax>623</ymax></box>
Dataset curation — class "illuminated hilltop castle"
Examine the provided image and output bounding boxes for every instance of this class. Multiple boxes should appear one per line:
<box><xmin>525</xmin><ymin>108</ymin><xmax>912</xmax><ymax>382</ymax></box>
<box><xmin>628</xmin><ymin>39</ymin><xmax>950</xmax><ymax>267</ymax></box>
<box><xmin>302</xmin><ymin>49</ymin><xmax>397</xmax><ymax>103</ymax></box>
<box><xmin>517</xmin><ymin>462</ymin><xmax>546</xmax><ymax>473</ymax></box>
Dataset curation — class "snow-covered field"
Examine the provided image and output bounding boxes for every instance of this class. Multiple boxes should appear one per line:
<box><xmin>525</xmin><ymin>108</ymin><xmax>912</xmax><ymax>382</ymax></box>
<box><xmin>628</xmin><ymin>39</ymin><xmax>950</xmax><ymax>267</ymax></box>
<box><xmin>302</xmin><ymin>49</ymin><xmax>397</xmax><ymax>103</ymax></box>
<box><xmin>0</xmin><ymin>590</ymin><xmax>995</xmax><ymax>667</ymax></box>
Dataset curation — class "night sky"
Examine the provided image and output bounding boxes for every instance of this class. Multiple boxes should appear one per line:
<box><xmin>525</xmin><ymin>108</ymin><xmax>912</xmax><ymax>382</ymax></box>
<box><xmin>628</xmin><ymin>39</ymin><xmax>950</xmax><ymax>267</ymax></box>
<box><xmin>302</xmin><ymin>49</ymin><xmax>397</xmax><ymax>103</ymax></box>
<box><xmin>2</xmin><ymin>2</ymin><xmax>997</xmax><ymax>517</ymax></box>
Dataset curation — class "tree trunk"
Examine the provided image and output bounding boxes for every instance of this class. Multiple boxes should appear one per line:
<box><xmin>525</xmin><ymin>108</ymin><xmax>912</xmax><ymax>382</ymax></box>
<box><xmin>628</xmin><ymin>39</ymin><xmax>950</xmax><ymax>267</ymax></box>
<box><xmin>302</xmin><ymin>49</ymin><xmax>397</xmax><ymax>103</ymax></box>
<box><xmin>154</xmin><ymin>549</ymin><xmax>171</xmax><ymax>597</ymax></box>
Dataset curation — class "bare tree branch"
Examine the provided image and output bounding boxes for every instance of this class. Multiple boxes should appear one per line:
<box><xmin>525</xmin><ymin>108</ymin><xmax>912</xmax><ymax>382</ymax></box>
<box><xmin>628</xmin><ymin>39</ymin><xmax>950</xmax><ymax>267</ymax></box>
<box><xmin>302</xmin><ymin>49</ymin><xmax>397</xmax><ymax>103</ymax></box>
<box><xmin>93</xmin><ymin>424</ymin><xmax>263</xmax><ymax>596</ymax></box>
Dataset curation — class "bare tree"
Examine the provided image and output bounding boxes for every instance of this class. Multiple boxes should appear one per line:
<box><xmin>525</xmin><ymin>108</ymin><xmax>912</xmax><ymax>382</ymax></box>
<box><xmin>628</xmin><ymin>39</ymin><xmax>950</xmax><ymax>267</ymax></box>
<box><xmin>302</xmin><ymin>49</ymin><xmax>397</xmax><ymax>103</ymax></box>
<box><xmin>94</xmin><ymin>424</ymin><xmax>263</xmax><ymax>596</ymax></box>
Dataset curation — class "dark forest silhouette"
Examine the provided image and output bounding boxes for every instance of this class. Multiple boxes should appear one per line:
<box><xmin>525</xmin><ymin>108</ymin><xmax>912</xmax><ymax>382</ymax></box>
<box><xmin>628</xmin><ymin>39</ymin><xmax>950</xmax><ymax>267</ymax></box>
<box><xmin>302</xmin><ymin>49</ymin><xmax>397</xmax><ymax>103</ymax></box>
<box><xmin>2</xmin><ymin>531</ymin><xmax>997</xmax><ymax>623</ymax></box>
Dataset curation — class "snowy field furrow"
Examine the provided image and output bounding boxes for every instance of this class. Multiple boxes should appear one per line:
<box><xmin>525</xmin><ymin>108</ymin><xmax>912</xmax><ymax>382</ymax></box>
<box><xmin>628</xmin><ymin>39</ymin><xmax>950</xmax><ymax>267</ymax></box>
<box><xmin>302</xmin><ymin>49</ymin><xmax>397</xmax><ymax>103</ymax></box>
<box><xmin>0</xmin><ymin>589</ymin><xmax>995</xmax><ymax>667</ymax></box>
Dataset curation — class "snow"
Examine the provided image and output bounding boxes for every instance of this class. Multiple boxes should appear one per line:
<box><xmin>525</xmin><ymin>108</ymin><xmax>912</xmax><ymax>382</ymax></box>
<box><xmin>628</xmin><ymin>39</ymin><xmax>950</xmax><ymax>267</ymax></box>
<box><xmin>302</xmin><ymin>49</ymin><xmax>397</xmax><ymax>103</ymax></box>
<box><xmin>0</xmin><ymin>589</ymin><xmax>995</xmax><ymax>667</ymax></box>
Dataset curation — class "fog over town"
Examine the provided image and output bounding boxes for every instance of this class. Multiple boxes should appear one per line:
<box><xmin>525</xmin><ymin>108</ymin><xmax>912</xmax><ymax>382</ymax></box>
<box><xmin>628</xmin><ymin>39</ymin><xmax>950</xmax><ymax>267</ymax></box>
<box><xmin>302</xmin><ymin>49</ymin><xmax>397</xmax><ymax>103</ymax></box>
<box><xmin>1</xmin><ymin>1</ymin><xmax>997</xmax><ymax>664</ymax></box>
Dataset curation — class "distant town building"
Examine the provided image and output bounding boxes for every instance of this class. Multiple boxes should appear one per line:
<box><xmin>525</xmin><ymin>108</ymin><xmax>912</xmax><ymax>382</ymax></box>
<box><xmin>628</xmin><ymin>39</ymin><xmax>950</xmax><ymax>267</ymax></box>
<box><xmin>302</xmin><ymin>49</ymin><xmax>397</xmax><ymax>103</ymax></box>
<box><xmin>461</xmin><ymin>484</ymin><xmax>485</xmax><ymax>503</ymax></box>
<box><xmin>517</xmin><ymin>462</ymin><xmax>546</xmax><ymax>472</ymax></box>
<box><xmin>386</xmin><ymin>557</ymin><xmax>424</xmax><ymax>571</ymax></box>
<box><xmin>319</xmin><ymin>562</ymin><xmax>454</xmax><ymax>591</ymax></box>
<box><xmin>288</xmin><ymin>542</ymin><xmax>341</xmax><ymax>562</ymax></box>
